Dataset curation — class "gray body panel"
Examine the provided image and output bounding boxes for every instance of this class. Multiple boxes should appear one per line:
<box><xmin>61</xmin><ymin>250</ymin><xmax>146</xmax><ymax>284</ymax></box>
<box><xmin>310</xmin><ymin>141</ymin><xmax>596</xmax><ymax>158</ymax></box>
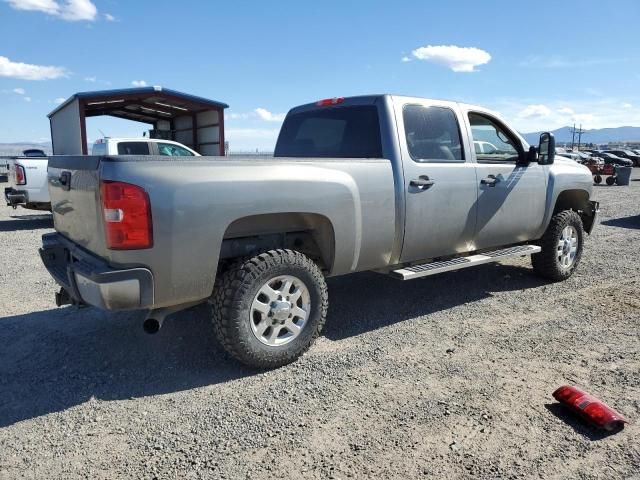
<box><xmin>46</xmin><ymin>94</ymin><xmax>596</xmax><ymax>311</ymax></box>
<box><xmin>49</xmin><ymin>156</ymin><xmax>396</xmax><ymax>307</ymax></box>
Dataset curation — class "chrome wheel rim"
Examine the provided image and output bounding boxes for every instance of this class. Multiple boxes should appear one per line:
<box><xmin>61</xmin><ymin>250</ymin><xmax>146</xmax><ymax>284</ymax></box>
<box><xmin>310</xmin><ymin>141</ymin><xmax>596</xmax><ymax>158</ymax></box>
<box><xmin>557</xmin><ymin>225</ymin><xmax>578</xmax><ymax>269</ymax></box>
<box><xmin>250</xmin><ymin>275</ymin><xmax>311</xmax><ymax>346</ymax></box>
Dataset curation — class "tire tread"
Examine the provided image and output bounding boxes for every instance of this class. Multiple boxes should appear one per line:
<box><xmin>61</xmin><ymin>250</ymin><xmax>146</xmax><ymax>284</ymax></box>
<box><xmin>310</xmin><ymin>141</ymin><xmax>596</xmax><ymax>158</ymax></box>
<box><xmin>210</xmin><ymin>249</ymin><xmax>328</xmax><ymax>368</ymax></box>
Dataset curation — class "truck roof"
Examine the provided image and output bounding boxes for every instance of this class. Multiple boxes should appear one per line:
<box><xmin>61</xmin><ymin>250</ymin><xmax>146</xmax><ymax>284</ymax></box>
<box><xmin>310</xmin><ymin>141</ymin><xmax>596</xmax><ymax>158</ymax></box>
<box><xmin>285</xmin><ymin>94</ymin><xmax>528</xmax><ymax>148</ymax></box>
<box><xmin>288</xmin><ymin>94</ymin><xmax>501</xmax><ymax>117</ymax></box>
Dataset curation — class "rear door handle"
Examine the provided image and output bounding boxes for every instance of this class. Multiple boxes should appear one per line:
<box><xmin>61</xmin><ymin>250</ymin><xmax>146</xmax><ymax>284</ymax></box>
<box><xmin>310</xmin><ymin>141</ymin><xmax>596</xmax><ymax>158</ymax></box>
<box><xmin>481</xmin><ymin>174</ymin><xmax>499</xmax><ymax>186</ymax></box>
<box><xmin>410</xmin><ymin>176</ymin><xmax>435</xmax><ymax>190</ymax></box>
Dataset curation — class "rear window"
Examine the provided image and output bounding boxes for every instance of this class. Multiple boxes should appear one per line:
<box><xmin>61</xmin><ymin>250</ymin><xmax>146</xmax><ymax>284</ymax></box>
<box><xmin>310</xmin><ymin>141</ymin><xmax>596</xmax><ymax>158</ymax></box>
<box><xmin>275</xmin><ymin>106</ymin><xmax>382</xmax><ymax>158</ymax></box>
<box><xmin>117</xmin><ymin>142</ymin><xmax>149</xmax><ymax>155</ymax></box>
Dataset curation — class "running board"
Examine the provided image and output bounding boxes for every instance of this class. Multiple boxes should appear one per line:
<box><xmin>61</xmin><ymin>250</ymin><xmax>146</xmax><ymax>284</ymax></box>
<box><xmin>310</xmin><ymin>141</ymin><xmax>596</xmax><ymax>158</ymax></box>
<box><xmin>391</xmin><ymin>245</ymin><xmax>541</xmax><ymax>280</ymax></box>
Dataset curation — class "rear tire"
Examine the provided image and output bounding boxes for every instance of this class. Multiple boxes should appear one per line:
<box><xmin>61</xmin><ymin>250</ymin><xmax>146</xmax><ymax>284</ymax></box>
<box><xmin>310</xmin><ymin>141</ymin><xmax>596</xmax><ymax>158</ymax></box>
<box><xmin>210</xmin><ymin>249</ymin><xmax>328</xmax><ymax>368</ymax></box>
<box><xmin>606</xmin><ymin>176</ymin><xmax>616</xmax><ymax>186</ymax></box>
<box><xmin>532</xmin><ymin>210</ymin><xmax>584</xmax><ymax>281</ymax></box>
<box><xmin>593</xmin><ymin>174</ymin><xmax>602</xmax><ymax>184</ymax></box>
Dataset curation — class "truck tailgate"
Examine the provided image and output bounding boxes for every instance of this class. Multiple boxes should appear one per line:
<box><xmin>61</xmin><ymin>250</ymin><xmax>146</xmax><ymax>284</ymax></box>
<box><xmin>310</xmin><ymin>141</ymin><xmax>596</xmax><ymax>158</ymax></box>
<box><xmin>47</xmin><ymin>156</ymin><xmax>106</xmax><ymax>254</ymax></box>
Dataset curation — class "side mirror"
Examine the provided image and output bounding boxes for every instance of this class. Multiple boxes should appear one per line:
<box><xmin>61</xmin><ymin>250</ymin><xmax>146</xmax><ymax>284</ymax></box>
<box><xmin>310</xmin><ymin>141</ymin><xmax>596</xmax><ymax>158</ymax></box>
<box><xmin>538</xmin><ymin>132</ymin><xmax>555</xmax><ymax>165</ymax></box>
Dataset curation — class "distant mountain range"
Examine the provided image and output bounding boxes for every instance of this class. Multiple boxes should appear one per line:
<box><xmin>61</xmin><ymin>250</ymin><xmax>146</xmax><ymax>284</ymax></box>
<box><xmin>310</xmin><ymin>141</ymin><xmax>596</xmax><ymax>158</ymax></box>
<box><xmin>522</xmin><ymin>126</ymin><xmax>640</xmax><ymax>146</ymax></box>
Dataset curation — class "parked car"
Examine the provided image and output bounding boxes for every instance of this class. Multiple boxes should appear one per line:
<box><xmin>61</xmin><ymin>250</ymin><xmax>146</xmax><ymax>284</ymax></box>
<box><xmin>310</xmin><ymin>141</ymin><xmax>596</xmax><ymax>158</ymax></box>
<box><xmin>5</xmin><ymin>139</ymin><xmax>199</xmax><ymax>211</ymax></box>
<box><xmin>473</xmin><ymin>140</ymin><xmax>498</xmax><ymax>154</ymax></box>
<box><xmin>91</xmin><ymin>138</ymin><xmax>200</xmax><ymax>156</ymax></box>
<box><xmin>4</xmin><ymin>151</ymin><xmax>50</xmax><ymax>211</ymax></box>
<box><xmin>605</xmin><ymin>149</ymin><xmax>640</xmax><ymax>167</ymax></box>
<box><xmin>557</xmin><ymin>151</ymin><xmax>582</xmax><ymax>162</ymax></box>
<box><xmin>40</xmin><ymin>95</ymin><xmax>599</xmax><ymax>368</ymax></box>
<box><xmin>596</xmin><ymin>152</ymin><xmax>634</xmax><ymax>167</ymax></box>
<box><xmin>22</xmin><ymin>148</ymin><xmax>47</xmax><ymax>157</ymax></box>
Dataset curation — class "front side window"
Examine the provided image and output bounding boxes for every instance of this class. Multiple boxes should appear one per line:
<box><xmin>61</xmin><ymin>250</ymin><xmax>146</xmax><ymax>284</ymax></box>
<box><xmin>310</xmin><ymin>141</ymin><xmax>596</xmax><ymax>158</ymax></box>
<box><xmin>403</xmin><ymin>105</ymin><xmax>464</xmax><ymax>162</ymax></box>
<box><xmin>468</xmin><ymin>113</ymin><xmax>520</xmax><ymax>163</ymax></box>
<box><xmin>117</xmin><ymin>142</ymin><xmax>150</xmax><ymax>155</ymax></box>
<box><xmin>157</xmin><ymin>143</ymin><xmax>194</xmax><ymax>156</ymax></box>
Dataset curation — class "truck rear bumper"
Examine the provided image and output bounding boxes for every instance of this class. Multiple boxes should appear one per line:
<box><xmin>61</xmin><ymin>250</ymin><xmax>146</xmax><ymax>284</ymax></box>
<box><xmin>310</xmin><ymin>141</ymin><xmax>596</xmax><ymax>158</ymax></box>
<box><xmin>5</xmin><ymin>187</ymin><xmax>27</xmax><ymax>207</ymax></box>
<box><xmin>39</xmin><ymin>232</ymin><xmax>154</xmax><ymax>310</ymax></box>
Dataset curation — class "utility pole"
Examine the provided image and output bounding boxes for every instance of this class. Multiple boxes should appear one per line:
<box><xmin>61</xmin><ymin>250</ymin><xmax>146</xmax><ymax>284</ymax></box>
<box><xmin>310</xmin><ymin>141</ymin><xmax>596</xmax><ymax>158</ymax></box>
<box><xmin>570</xmin><ymin>124</ymin><xmax>586</xmax><ymax>151</ymax></box>
<box><xmin>576</xmin><ymin>124</ymin><xmax>585</xmax><ymax>151</ymax></box>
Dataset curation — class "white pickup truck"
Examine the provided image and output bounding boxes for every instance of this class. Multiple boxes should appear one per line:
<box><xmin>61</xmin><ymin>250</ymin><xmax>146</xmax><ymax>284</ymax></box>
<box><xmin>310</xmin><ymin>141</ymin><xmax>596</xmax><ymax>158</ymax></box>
<box><xmin>4</xmin><ymin>149</ymin><xmax>50</xmax><ymax>211</ymax></box>
<box><xmin>5</xmin><ymin>139</ymin><xmax>199</xmax><ymax>211</ymax></box>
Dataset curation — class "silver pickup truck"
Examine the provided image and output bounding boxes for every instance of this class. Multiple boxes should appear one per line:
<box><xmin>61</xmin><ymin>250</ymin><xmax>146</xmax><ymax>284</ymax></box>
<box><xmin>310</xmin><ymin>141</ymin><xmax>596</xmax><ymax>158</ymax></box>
<box><xmin>40</xmin><ymin>95</ymin><xmax>598</xmax><ymax>368</ymax></box>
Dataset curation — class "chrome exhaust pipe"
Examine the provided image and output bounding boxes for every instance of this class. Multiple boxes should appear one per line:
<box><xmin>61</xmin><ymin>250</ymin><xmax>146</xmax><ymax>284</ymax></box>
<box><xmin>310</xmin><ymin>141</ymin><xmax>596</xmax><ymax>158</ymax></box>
<box><xmin>143</xmin><ymin>317</ymin><xmax>162</xmax><ymax>334</ymax></box>
<box><xmin>143</xmin><ymin>300</ymin><xmax>203</xmax><ymax>334</ymax></box>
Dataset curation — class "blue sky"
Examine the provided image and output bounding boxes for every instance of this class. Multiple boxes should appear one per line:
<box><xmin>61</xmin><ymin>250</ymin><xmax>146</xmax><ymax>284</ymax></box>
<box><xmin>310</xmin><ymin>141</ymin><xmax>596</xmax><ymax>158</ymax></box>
<box><xmin>1</xmin><ymin>0</ymin><xmax>639</xmax><ymax>150</ymax></box>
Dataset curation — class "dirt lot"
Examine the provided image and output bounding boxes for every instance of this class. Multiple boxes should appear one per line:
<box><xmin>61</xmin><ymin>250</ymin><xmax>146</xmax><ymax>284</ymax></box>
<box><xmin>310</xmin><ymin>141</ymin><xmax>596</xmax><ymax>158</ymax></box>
<box><xmin>0</xmin><ymin>174</ymin><xmax>639</xmax><ymax>480</ymax></box>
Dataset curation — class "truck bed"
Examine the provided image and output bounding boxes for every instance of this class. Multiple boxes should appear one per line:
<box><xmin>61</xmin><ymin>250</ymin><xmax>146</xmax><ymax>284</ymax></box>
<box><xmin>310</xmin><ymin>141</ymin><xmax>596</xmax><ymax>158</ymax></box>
<box><xmin>47</xmin><ymin>155</ymin><xmax>397</xmax><ymax>308</ymax></box>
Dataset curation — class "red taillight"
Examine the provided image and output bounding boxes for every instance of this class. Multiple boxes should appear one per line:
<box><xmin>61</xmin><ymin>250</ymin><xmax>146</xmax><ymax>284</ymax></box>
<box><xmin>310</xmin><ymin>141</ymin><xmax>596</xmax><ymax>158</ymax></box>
<box><xmin>553</xmin><ymin>385</ymin><xmax>627</xmax><ymax>431</ymax></box>
<box><xmin>316</xmin><ymin>97</ymin><xmax>344</xmax><ymax>107</ymax></box>
<box><xmin>100</xmin><ymin>180</ymin><xmax>152</xmax><ymax>250</ymax></box>
<box><xmin>15</xmin><ymin>164</ymin><xmax>26</xmax><ymax>185</ymax></box>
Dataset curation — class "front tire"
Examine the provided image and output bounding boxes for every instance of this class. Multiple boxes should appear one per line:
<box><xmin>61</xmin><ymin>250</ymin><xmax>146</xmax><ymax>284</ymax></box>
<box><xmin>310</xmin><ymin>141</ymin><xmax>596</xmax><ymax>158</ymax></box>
<box><xmin>532</xmin><ymin>210</ymin><xmax>584</xmax><ymax>281</ymax></box>
<box><xmin>210</xmin><ymin>249</ymin><xmax>328</xmax><ymax>368</ymax></box>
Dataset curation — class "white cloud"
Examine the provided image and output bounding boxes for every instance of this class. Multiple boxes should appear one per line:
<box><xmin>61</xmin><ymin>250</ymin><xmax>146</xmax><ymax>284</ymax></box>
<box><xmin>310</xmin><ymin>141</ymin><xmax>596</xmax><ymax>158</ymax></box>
<box><xmin>623</xmin><ymin>103</ymin><xmax>633</xmax><ymax>109</ymax></box>
<box><xmin>401</xmin><ymin>56</ymin><xmax>411</xmax><ymax>63</ymax></box>
<box><xmin>4</xmin><ymin>0</ymin><xmax>98</xmax><ymax>21</ymax></box>
<box><xmin>104</xmin><ymin>12</ymin><xmax>115</xmax><ymax>21</ymax></box>
<box><xmin>0</xmin><ymin>55</ymin><xmax>67</xmax><ymax>80</ymax></box>
<box><xmin>4</xmin><ymin>0</ymin><xmax>58</xmax><ymax>14</ymax></box>
<box><xmin>54</xmin><ymin>97</ymin><xmax>66</xmax><ymax>104</ymax></box>
<box><xmin>12</xmin><ymin>87</ymin><xmax>26</xmax><ymax>95</ymax></box>
<box><xmin>84</xmin><ymin>76</ymin><xmax>96</xmax><ymax>82</ymax></box>
<box><xmin>254</xmin><ymin>108</ymin><xmax>285</xmax><ymax>122</ymax></box>
<box><xmin>23</xmin><ymin>96</ymin><xmax>31</xmax><ymax>102</ymax></box>
<box><xmin>411</xmin><ymin>44</ymin><xmax>491</xmax><ymax>72</ymax></box>
<box><xmin>131</xmin><ymin>80</ymin><xmax>147</xmax><ymax>87</ymax></box>
<box><xmin>227</xmin><ymin>112</ymin><xmax>251</xmax><ymax>120</ymax></box>
<box><xmin>518</xmin><ymin>104</ymin><xmax>552</xmax><ymax>119</ymax></box>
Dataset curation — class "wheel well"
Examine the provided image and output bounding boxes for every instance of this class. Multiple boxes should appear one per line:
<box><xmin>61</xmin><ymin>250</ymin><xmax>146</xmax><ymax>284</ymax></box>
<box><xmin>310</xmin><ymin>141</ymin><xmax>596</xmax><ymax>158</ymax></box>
<box><xmin>553</xmin><ymin>189</ymin><xmax>589</xmax><ymax>214</ymax></box>
<box><xmin>220</xmin><ymin>213</ymin><xmax>335</xmax><ymax>272</ymax></box>
<box><xmin>553</xmin><ymin>189</ymin><xmax>595</xmax><ymax>233</ymax></box>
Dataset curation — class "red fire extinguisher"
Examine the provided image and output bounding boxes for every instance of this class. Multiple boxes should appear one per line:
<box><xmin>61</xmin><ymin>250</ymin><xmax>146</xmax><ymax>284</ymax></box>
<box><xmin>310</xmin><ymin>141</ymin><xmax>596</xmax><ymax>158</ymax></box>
<box><xmin>553</xmin><ymin>385</ymin><xmax>627</xmax><ymax>431</ymax></box>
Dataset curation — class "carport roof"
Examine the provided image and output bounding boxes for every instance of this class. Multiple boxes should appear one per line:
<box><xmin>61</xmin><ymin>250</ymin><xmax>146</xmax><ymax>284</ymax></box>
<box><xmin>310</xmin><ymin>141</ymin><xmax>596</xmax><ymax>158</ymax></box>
<box><xmin>47</xmin><ymin>86</ymin><xmax>229</xmax><ymax>124</ymax></box>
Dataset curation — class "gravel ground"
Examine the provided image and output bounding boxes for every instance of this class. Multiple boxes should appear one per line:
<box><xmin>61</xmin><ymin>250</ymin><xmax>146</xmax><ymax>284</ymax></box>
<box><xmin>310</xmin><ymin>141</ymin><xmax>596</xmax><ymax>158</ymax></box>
<box><xmin>0</xmin><ymin>174</ymin><xmax>639</xmax><ymax>480</ymax></box>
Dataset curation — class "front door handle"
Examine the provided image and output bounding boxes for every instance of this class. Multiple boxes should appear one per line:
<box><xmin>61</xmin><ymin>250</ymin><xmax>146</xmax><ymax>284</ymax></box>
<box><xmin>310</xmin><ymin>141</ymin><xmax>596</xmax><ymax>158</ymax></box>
<box><xmin>481</xmin><ymin>174</ymin><xmax>499</xmax><ymax>186</ymax></box>
<box><xmin>410</xmin><ymin>176</ymin><xmax>435</xmax><ymax>190</ymax></box>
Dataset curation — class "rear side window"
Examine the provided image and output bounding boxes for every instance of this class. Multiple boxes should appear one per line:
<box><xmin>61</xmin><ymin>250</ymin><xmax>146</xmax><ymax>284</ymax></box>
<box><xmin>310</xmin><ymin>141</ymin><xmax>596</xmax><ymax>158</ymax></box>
<box><xmin>403</xmin><ymin>105</ymin><xmax>464</xmax><ymax>162</ymax></box>
<box><xmin>117</xmin><ymin>142</ymin><xmax>150</xmax><ymax>155</ymax></box>
<box><xmin>275</xmin><ymin>106</ymin><xmax>382</xmax><ymax>158</ymax></box>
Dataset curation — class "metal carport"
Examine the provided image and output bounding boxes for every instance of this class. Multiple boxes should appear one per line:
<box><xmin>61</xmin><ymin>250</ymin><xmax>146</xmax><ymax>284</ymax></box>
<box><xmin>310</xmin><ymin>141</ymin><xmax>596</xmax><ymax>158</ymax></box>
<box><xmin>48</xmin><ymin>86</ymin><xmax>228</xmax><ymax>156</ymax></box>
